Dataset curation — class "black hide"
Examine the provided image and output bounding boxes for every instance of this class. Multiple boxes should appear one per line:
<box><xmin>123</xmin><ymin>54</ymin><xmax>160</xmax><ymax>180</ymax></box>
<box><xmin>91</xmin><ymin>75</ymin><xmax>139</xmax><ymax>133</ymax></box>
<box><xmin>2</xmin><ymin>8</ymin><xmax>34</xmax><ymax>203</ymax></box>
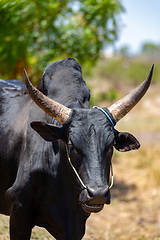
<box><xmin>0</xmin><ymin>58</ymin><xmax>140</xmax><ymax>240</ymax></box>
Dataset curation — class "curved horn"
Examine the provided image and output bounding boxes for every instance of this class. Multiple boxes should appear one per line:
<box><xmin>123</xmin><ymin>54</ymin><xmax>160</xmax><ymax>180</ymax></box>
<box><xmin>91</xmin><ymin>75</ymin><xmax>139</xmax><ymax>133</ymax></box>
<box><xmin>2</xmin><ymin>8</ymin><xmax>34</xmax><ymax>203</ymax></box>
<box><xmin>108</xmin><ymin>64</ymin><xmax>154</xmax><ymax>123</ymax></box>
<box><xmin>24</xmin><ymin>70</ymin><xmax>72</xmax><ymax>125</ymax></box>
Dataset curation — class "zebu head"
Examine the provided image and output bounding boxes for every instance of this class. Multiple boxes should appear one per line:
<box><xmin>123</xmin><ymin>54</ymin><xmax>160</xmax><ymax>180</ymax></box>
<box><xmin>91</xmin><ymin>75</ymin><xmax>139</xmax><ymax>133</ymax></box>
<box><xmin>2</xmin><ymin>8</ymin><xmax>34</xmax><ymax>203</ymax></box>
<box><xmin>24</xmin><ymin>61</ymin><xmax>153</xmax><ymax>214</ymax></box>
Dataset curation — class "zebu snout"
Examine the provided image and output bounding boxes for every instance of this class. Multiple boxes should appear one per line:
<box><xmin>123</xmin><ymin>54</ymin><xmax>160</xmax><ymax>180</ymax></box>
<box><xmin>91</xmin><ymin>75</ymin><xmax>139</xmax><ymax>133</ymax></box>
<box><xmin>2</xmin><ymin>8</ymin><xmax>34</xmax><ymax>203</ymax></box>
<box><xmin>86</xmin><ymin>186</ymin><xmax>110</xmax><ymax>204</ymax></box>
<box><xmin>79</xmin><ymin>186</ymin><xmax>110</xmax><ymax>213</ymax></box>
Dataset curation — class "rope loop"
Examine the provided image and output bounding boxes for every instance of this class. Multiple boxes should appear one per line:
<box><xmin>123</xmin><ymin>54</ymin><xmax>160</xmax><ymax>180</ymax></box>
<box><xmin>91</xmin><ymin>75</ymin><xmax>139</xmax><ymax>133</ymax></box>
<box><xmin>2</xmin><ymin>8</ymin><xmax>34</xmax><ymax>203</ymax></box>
<box><xmin>93</xmin><ymin>106</ymin><xmax>116</xmax><ymax>133</ymax></box>
<box><xmin>66</xmin><ymin>146</ymin><xmax>114</xmax><ymax>190</ymax></box>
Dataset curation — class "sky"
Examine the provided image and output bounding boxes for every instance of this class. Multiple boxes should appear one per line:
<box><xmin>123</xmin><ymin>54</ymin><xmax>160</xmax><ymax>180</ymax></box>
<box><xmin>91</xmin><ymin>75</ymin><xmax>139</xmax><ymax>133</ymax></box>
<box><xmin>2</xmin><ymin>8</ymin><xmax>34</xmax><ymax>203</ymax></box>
<box><xmin>108</xmin><ymin>0</ymin><xmax>160</xmax><ymax>55</ymax></box>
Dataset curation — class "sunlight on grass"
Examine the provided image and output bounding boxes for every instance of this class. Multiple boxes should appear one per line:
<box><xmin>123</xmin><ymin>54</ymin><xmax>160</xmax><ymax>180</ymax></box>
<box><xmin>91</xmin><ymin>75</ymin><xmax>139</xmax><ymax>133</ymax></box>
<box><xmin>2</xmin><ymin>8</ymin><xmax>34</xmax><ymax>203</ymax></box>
<box><xmin>31</xmin><ymin>227</ymin><xmax>53</xmax><ymax>240</ymax></box>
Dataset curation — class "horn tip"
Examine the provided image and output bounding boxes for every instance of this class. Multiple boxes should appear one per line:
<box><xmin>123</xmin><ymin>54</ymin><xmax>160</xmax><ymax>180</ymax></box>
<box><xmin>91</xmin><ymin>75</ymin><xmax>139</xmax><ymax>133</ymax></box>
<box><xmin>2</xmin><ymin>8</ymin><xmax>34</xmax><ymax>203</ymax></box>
<box><xmin>23</xmin><ymin>69</ymin><xmax>27</xmax><ymax>76</ymax></box>
<box><xmin>23</xmin><ymin>69</ymin><xmax>30</xmax><ymax>86</ymax></box>
<box><xmin>145</xmin><ymin>64</ymin><xmax>154</xmax><ymax>86</ymax></box>
<box><xmin>150</xmin><ymin>64</ymin><xmax>154</xmax><ymax>77</ymax></box>
<box><xmin>151</xmin><ymin>64</ymin><xmax>154</xmax><ymax>73</ymax></box>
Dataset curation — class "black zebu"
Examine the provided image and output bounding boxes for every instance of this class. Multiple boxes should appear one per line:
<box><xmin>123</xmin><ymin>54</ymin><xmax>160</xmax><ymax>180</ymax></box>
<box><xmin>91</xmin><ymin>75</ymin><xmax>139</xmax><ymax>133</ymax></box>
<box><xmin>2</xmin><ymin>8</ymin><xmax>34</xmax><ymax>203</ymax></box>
<box><xmin>0</xmin><ymin>58</ymin><xmax>153</xmax><ymax>240</ymax></box>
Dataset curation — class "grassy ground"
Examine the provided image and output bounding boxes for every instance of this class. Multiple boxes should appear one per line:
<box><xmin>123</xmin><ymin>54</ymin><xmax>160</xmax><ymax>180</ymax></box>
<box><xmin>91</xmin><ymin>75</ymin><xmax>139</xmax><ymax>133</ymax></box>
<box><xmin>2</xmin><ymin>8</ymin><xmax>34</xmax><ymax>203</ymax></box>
<box><xmin>84</xmin><ymin>145</ymin><xmax>160</xmax><ymax>240</ymax></box>
<box><xmin>0</xmin><ymin>84</ymin><xmax>160</xmax><ymax>240</ymax></box>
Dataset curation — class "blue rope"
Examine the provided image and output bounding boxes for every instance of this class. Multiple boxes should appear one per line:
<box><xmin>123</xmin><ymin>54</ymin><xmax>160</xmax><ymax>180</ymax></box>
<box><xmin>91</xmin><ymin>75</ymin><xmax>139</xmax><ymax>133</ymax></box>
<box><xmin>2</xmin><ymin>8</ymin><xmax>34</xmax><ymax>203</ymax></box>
<box><xmin>93</xmin><ymin>106</ymin><xmax>116</xmax><ymax>132</ymax></box>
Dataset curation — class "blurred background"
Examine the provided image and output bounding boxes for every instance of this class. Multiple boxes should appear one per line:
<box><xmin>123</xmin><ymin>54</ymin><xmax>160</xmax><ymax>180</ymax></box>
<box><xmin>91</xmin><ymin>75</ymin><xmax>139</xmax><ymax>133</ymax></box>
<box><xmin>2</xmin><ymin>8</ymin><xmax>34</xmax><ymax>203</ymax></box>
<box><xmin>0</xmin><ymin>0</ymin><xmax>160</xmax><ymax>239</ymax></box>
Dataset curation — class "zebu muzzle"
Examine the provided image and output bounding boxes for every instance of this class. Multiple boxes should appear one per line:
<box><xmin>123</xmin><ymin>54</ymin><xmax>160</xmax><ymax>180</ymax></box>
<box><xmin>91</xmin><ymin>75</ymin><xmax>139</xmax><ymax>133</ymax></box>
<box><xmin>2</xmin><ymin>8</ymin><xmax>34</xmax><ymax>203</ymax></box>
<box><xmin>79</xmin><ymin>187</ymin><xmax>111</xmax><ymax>214</ymax></box>
<box><xmin>65</xmin><ymin>146</ymin><xmax>113</xmax><ymax>213</ymax></box>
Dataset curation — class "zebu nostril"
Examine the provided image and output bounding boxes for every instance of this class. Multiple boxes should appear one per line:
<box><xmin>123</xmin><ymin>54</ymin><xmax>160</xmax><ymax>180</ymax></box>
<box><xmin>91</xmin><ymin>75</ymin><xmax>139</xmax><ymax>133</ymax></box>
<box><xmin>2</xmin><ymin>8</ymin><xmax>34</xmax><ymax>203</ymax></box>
<box><xmin>86</xmin><ymin>186</ymin><xmax>109</xmax><ymax>205</ymax></box>
<box><xmin>87</xmin><ymin>189</ymin><xmax>93</xmax><ymax>199</ymax></box>
<box><xmin>104</xmin><ymin>191</ymin><xmax>109</xmax><ymax>200</ymax></box>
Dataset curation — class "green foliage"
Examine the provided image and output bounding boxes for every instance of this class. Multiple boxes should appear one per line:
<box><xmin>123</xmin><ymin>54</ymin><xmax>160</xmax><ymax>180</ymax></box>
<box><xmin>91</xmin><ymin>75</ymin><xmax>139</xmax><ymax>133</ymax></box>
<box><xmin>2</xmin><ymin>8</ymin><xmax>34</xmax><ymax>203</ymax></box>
<box><xmin>118</xmin><ymin>44</ymin><xmax>131</xmax><ymax>57</ymax></box>
<box><xmin>0</xmin><ymin>0</ymin><xmax>124</xmax><ymax>82</ymax></box>
<box><xmin>141</xmin><ymin>41</ymin><xmax>160</xmax><ymax>59</ymax></box>
<box><xmin>90</xmin><ymin>55</ymin><xmax>160</xmax><ymax>85</ymax></box>
<box><xmin>90</xmin><ymin>88</ymin><xmax>120</xmax><ymax>107</ymax></box>
<box><xmin>87</xmin><ymin>53</ymin><xmax>160</xmax><ymax>106</ymax></box>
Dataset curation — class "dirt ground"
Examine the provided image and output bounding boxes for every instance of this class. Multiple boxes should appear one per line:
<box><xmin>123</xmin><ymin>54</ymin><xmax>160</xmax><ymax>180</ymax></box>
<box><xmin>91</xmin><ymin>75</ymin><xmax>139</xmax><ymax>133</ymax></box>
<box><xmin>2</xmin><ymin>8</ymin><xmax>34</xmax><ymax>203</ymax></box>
<box><xmin>0</xmin><ymin>84</ymin><xmax>160</xmax><ymax>240</ymax></box>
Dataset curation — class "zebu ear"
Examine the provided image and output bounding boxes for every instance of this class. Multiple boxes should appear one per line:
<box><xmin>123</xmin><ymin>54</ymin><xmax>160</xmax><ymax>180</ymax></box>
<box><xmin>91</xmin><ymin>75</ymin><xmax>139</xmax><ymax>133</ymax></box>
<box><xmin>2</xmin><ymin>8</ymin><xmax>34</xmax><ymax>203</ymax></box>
<box><xmin>30</xmin><ymin>121</ymin><xmax>68</xmax><ymax>143</ymax></box>
<box><xmin>114</xmin><ymin>131</ymin><xmax>140</xmax><ymax>152</ymax></box>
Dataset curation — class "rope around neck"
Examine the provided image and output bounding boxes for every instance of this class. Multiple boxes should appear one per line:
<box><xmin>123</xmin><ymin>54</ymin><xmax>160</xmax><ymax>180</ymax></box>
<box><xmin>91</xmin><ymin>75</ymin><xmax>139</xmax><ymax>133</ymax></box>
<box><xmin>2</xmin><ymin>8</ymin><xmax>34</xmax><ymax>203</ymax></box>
<box><xmin>93</xmin><ymin>106</ymin><xmax>116</xmax><ymax>132</ymax></box>
<box><xmin>66</xmin><ymin>146</ymin><xmax>113</xmax><ymax>190</ymax></box>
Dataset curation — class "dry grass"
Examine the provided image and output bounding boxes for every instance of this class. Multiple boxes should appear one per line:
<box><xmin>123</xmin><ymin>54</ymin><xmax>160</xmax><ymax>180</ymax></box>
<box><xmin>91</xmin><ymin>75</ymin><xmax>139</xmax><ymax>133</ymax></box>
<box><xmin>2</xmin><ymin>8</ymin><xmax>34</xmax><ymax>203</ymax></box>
<box><xmin>0</xmin><ymin>84</ymin><xmax>160</xmax><ymax>240</ymax></box>
<box><xmin>83</xmin><ymin>84</ymin><xmax>160</xmax><ymax>240</ymax></box>
<box><xmin>84</xmin><ymin>145</ymin><xmax>160</xmax><ymax>240</ymax></box>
